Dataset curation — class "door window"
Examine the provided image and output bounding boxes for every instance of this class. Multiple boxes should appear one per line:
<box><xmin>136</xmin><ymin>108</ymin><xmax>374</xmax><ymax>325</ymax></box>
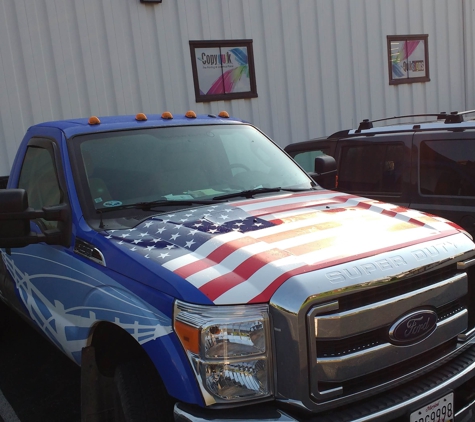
<box><xmin>420</xmin><ymin>139</ymin><xmax>475</xmax><ymax>196</ymax></box>
<box><xmin>338</xmin><ymin>143</ymin><xmax>404</xmax><ymax>194</ymax></box>
<box><xmin>18</xmin><ymin>146</ymin><xmax>62</xmax><ymax>228</ymax></box>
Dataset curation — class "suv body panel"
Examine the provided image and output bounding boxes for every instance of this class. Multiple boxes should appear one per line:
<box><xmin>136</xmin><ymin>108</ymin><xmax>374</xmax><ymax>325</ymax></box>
<box><xmin>285</xmin><ymin>117</ymin><xmax>475</xmax><ymax>237</ymax></box>
<box><xmin>412</xmin><ymin>129</ymin><xmax>475</xmax><ymax>232</ymax></box>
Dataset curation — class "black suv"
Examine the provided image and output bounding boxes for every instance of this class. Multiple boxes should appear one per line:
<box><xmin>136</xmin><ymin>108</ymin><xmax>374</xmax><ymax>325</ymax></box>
<box><xmin>285</xmin><ymin>111</ymin><xmax>475</xmax><ymax>237</ymax></box>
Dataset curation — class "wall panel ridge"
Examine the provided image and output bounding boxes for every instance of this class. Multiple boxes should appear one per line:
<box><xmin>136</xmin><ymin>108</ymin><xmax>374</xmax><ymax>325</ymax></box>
<box><xmin>0</xmin><ymin>0</ymin><xmax>472</xmax><ymax>176</ymax></box>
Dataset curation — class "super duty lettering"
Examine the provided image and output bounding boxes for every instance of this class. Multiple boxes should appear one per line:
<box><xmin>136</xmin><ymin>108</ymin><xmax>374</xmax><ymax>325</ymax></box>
<box><xmin>326</xmin><ymin>255</ymin><xmax>407</xmax><ymax>283</ymax></box>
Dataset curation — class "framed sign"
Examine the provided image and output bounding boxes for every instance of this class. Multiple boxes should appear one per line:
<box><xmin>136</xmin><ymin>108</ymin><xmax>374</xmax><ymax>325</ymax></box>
<box><xmin>189</xmin><ymin>39</ymin><xmax>258</xmax><ymax>102</ymax></box>
<box><xmin>387</xmin><ymin>35</ymin><xmax>430</xmax><ymax>85</ymax></box>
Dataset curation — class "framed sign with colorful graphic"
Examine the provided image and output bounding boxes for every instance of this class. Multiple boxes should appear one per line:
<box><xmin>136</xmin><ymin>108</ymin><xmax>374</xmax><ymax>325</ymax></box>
<box><xmin>189</xmin><ymin>39</ymin><xmax>258</xmax><ymax>102</ymax></box>
<box><xmin>387</xmin><ymin>35</ymin><xmax>430</xmax><ymax>85</ymax></box>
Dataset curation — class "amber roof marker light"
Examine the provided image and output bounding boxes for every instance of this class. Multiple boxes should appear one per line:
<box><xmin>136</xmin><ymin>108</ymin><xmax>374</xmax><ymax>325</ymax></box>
<box><xmin>218</xmin><ymin>111</ymin><xmax>230</xmax><ymax>118</ymax></box>
<box><xmin>88</xmin><ymin>116</ymin><xmax>101</xmax><ymax>125</ymax></box>
<box><xmin>135</xmin><ymin>113</ymin><xmax>148</xmax><ymax>121</ymax></box>
<box><xmin>185</xmin><ymin>110</ymin><xmax>197</xmax><ymax>119</ymax></box>
<box><xmin>161</xmin><ymin>111</ymin><xmax>173</xmax><ymax>119</ymax></box>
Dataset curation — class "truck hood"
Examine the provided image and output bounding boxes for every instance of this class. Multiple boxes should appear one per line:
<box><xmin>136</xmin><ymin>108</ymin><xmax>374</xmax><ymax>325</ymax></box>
<box><xmin>102</xmin><ymin>190</ymin><xmax>463</xmax><ymax>304</ymax></box>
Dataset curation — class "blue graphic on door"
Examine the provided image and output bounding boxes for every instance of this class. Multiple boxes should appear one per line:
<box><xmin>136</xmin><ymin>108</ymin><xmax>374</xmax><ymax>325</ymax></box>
<box><xmin>1</xmin><ymin>248</ymin><xmax>172</xmax><ymax>364</ymax></box>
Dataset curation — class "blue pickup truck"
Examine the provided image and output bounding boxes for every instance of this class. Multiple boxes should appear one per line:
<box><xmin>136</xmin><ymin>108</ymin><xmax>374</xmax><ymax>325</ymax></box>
<box><xmin>1</xmin><ymin>111</ymin><xmax>475</xmax><ymax>421</ymax></box>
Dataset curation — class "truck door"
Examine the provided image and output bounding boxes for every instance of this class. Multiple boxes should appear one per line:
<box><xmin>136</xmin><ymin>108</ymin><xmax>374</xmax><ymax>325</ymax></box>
<box><xmin>335</xmin><ymin>133</ymin><xmax>411</xmax><ymax>206</ymax></box>
<box><xmin>411</xmin><ymin>130</ymin><xmax>475</xmax><ymax>237</ymax></box>
<box><xmin>0</xmin><ymin>136</ymin><xmax>69</xmax><ymax>319</ymax></box>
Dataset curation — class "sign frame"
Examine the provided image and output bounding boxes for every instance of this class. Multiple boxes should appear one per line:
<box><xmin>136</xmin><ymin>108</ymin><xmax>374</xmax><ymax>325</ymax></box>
<box><xmin>387</xmin><ymin>34</ymin><xmax>430</xmax><ymax>85</ymax></box>
<box><xmin>189</xmin><ymin>39</ymin><xmax>258</xmax><ymax>102</ymax></box>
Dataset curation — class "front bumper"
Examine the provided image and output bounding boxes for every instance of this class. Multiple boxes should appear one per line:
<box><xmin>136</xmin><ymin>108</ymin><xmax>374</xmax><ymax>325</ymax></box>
<box><xmin>174</xmin><ymin>344</ymin><xmax>475</xmax><ymax>422</ymax></box>
<box><xmin>175</xmin><ymin>404</ymin><xmax>294</xmax><ymax>422</ymax></box>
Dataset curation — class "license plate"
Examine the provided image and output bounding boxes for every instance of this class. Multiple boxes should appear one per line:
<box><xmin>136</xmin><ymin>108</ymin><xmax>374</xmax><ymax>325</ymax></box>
<box><xmin>410</xmin><ymin>392</ymin><xmax>454</xmax><ymax>422</ymax></box>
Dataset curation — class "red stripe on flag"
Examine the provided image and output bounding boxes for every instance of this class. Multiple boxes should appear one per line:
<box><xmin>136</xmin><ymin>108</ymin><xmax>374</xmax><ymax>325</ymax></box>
<box><xmin>173</xmin><ymin>236</ymin><xmax>258</xmax><ymax>279</ymax></box>
<box><xmin>407</xmin><ymin>218</ymin><xmax>426</xmax><ymax>227</ymax></box>
<box><xmin>381</xmin><ymin>209</ymin><xmax>397</xmax><ymax>218</ymax></box>
<box><xmin>353</xmin><ymin>201</ymin><xmax>372</xmax><ymax>210</ymax></box>
<box><xmin>199</xmin><ymin>248</ymin><xmax>291</xmax><ymax>301</ymax></box>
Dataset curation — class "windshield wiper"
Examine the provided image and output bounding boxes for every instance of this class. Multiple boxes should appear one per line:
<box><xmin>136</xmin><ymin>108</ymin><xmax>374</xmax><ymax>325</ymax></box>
<box><xmin>213</xmin><ymin>187</ymin><xmax>311</xmax><ymax>200</ymax></box>
<box><xmin>96</xmin><ymin>198</ymin><xmax>221</xmax><ymax>214</ymax></box>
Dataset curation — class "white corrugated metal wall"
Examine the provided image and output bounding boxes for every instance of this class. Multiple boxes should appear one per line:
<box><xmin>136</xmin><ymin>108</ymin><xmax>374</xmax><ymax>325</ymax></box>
<box><xmin>464</xmin><ymin>0</ymin><xmax>475</xmax><ymax>109</ymax></box>
<box><xmin>0</xmin><ymin>0</ymin><xmax>473</xmax><ymax>176</ymax></box>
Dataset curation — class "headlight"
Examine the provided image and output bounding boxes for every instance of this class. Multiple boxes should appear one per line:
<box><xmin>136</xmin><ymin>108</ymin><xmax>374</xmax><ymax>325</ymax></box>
<box><xmin>174</xmin><ymin>300</ymin><xmax>272</xmax><ymax>405</ymax></box>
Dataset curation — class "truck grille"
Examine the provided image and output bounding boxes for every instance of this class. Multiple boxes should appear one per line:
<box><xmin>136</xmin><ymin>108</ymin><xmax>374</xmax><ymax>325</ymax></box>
<box><xmin>307</xmin><ymin>264</ymin><xmax>474</xmax><ymax>403</ymax></box>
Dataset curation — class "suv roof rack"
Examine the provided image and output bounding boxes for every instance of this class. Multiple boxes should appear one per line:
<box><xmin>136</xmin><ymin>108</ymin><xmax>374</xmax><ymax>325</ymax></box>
<box><xmin>356</xmin><ymin>110</ymin><xmax>475</xmax><ymax>131</ymax></box>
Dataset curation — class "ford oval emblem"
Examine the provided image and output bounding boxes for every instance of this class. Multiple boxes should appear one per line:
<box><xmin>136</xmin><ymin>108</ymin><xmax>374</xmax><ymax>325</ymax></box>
<box><xmin>389</xmin><ymin>310</ymin><xmax>437</xmax><ymax>345</ymax></box>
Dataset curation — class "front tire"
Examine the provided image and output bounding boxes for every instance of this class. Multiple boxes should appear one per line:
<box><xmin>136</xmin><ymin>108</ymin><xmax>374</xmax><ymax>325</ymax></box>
<box><xmin>114</xmin><ymin>359</ymin><xmax>174</xmax><ymax>422</ymax></box>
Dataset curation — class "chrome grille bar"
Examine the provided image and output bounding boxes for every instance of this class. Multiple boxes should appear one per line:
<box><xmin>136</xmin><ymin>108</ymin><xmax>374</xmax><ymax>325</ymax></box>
<box><xmin>308</xmin><ymin>272</ymin><xmax>469</xmax><ymax>399</ymax></box>
<box><xmin>316</xmin><ymin>310</ymin><xmax>467</xmax><ymax>382</ymax></box>
<box><xmin>313</xmin><ymin>273</ymin><xmax>466</xmax><ymax>339</ymax></box>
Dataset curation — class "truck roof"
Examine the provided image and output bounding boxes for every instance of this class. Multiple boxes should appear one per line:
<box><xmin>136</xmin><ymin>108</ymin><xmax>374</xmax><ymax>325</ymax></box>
<box><xmin>28</xmin><ymin>111</ymin><xmax>246</xmax><ymax>137</ymax></box>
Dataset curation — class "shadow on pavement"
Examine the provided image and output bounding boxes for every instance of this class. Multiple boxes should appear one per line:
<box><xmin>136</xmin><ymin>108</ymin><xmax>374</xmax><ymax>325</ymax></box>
<box><xmin>0</xmin><ymin>302</ymin><xmax>81</xmax><ymax>422</ymax></box>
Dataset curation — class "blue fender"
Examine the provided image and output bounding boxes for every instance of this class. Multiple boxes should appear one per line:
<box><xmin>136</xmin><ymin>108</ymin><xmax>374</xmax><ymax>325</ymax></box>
<box><xmin>1</xmin><ymin>243</ymin><xmax>204</xmax><ymax>405</ymax></box>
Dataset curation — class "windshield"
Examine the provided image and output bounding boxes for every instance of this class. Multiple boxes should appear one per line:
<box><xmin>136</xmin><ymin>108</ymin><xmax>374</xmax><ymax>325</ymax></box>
<box><xmin>71</xmin><ymin>124</ymin><xmax>314</xmax><ymax>225</ymax></box>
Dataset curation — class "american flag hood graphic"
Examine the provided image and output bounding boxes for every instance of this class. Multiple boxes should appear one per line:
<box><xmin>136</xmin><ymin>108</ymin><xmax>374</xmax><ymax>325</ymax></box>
<box><xmin>102</xmin><ymin>191</ymin><xmax>463</xmax><ymax>305</ymax></box>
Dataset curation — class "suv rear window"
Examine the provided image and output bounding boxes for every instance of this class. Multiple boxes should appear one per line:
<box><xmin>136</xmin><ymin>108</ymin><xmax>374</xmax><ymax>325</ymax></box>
<box><xmin>338</xmin><ymin>143</ymin><xmax>404</xmax><ymax>194</ymax></box>
<box><xmin>420</xmin><ymin>139</ymin><xmax>475</xmax><ymax>196</ymax></box>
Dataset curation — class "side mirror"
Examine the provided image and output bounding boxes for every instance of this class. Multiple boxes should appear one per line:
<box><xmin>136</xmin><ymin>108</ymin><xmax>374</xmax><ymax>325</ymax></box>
<box><xmin>0</xmin><ymin>189</ymin><xmax>30</xmax><ymax>240</ymax></box>
<box><xmin>0</xmin><ymin>189</ymin><xmax>70</xmax><ymax>248</ymax></box>
<box><xmin>309</xmin><ymin>154</ymin><xmax>337</xmax><ymax>189</ymax></box>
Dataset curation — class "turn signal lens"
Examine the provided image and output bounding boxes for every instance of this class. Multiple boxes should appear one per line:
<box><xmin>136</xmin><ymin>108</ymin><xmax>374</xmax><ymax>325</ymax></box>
<box><xmin>175</xmin><ymin>320</ymin><xmax>200</xmax><ymax>354</ymax></box>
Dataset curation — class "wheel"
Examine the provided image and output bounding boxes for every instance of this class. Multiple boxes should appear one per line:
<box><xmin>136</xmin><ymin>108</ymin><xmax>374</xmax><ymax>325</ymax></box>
<box><xmin>114</xmin><ymin>358</ymin><xmax>174</xmax><ymax>422</ymax></box>
<box><xmin>0</xmin><ymin>301</ymin><xmax>13</xmax><ymax>339</ymax></box>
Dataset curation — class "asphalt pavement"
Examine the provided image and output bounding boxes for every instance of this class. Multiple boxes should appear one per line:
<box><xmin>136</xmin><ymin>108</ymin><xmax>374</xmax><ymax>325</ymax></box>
<box><xmin>0</xmin><ymin>303</ymin><xmax>80</xmax><ymax>422</ymax></box>
<box><xmin>0</xmin><ymin>388</ymin><xmax>20</xmax><ymax>422</ymax></box>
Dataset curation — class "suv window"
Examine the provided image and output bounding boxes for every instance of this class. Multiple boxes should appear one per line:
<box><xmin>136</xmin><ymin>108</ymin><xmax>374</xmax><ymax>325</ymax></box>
<box><xmin>420</xmin><ymin>139</ymin><xmax>475</xmax><ymax>197</ymax></box>
<box><xmin>338</xmin><ymin>143</ymin><xmax>404</xmax><ymax>194</ymax></box>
